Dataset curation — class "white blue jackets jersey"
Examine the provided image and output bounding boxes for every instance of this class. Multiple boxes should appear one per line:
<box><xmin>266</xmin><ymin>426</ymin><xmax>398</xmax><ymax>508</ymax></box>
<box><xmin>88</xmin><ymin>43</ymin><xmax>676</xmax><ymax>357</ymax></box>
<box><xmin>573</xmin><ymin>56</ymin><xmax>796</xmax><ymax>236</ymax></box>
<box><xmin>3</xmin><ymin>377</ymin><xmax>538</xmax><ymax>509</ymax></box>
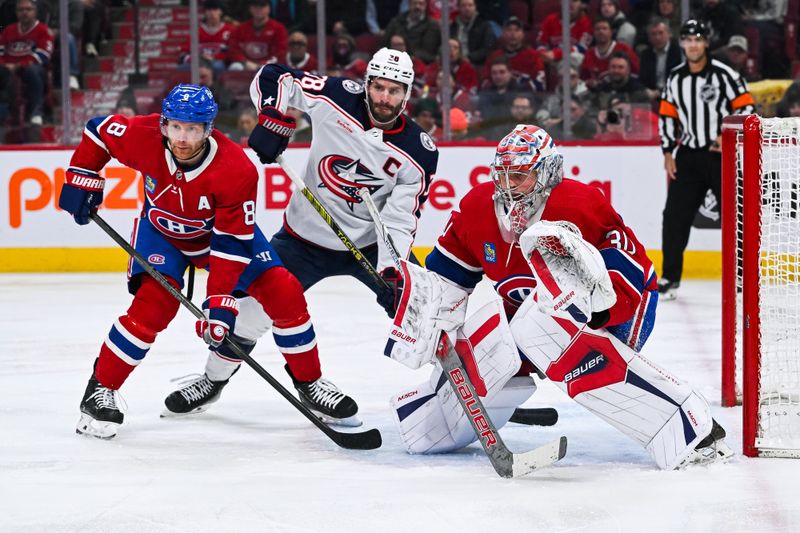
<box><xmin>250</xmin><ymin>64</ymin><xmax>438</xmax><ymax>271</ymax></box>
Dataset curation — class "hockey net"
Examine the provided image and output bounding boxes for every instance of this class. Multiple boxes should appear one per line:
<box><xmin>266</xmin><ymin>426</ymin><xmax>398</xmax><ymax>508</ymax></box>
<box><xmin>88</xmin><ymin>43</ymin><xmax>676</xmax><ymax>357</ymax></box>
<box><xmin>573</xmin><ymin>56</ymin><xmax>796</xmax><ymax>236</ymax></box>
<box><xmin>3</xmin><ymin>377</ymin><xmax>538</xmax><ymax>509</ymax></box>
<box><xmin>721</xmin><ymin>115</ymin><xmax>800</xmax><ymax>458</ymax></box>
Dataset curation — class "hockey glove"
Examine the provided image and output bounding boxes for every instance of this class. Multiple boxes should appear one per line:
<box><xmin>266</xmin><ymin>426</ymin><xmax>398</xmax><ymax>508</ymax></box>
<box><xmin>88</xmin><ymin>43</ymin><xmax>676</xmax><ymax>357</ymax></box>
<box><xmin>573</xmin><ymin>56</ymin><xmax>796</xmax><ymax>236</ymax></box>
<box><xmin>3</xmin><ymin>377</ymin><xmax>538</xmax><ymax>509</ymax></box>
<box><xmin>377</xmin><ymin>267</ymin><xmax>403</xmax><ymax>318</ymax></box>
<box><xmin>58</xmin><ymin>167</ymin><xmax>105</xmax><ymax>225</ymax></box>
<box><xmin>196</xmin><ymin>295</ymin><xmax>239</xmax><ymax>348</ymax></box>
<box><xmin>247</xmin><ymin>106</ymin><xmax>296</xmax><ymax>164</ymax></box>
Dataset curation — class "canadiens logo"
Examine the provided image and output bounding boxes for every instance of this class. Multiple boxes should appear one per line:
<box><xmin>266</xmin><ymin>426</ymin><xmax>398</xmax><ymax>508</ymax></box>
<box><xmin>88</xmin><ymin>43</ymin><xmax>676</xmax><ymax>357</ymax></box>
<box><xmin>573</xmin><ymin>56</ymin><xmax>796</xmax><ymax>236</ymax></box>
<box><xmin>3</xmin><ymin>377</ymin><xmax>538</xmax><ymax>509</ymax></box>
<box><xmin>147</xmin><ymin>207</ymin><xmax>213</xmax><ymax>240</ymax></box>
<box><xmin>494</xmin><ymin>274</ymin><xmax>536</xmax><ymax>308</ymax></box>
<box><xmin>144</xmin><ymin>175</ymin><xmax>157</xmax><ymax>194</ymax></box>
<box><xmin>317</xmin><ymin>155</ymin><xmax>383</xmax><ymax>210</ymax></box>
<box><xmin>148</xmin><ymin>254</ymin><xmax>166</xmax><ymax>265</ymax></box>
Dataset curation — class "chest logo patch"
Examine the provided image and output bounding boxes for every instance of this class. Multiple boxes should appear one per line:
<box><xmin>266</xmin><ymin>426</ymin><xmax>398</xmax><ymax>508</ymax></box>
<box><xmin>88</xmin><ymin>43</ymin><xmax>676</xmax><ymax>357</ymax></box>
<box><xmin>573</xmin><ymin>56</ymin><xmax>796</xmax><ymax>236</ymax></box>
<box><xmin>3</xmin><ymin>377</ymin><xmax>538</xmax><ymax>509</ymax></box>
<box><xmin>483</xmin><ymin>242</ymin><xmax>497</xmax><ymax>263</ymax></box>
<box><xmin>699</xmin><ymin>83</ymin><xmax>719</xmax><ymax>103</ymax></box>
<box><xmin>318</xmin><ymin>155</ymin><xmax>383</xmax><ymax>210</ymax></box>
<box><xmin>494</xmin><ymin>274</ymin><xmax>536</xmax><ymax>308</ymax></box>
<box><xmin>147</xmin><ymin>207</ymin><xmax>212</xmax><ymax>240</ymax></box>
<box><xmin>145</xmin><ymin>175</ymin><xmax>157</xmax><ymax>194</ymax></box>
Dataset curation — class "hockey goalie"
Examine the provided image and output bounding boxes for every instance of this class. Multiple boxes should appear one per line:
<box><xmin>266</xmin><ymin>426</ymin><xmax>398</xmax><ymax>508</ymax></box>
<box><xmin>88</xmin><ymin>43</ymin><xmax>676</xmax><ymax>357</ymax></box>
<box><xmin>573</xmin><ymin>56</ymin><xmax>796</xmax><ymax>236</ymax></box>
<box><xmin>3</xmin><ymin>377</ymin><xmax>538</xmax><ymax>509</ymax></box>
<box><xmin>384</xmin><ymin>125</ymin><xmax>733</xmax><ymax>469</ymax></box>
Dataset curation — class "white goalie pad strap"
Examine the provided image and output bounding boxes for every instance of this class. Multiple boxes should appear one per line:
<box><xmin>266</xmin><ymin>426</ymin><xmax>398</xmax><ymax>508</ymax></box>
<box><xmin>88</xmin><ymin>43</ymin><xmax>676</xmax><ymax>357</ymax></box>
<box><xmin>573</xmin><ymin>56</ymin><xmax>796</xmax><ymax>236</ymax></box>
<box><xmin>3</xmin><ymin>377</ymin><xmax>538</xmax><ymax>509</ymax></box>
<box><xmin>391</xmin><ymin>375</ymin><xmax>536</xmax><ymax>454</ymax></box>
<box><xmin>232</xmin><ymin>296</ymin><xmax>273</xmax><ymax>341</ymax></box>
<box><xmin>384</xmin><ymin>261</ymin><xmax>469</xmax><ymax>369</ymax></box>
<box><xmin>520</xmin><ymin>220</ymin><xmax>616</xmax><ymax>323</ymax></box>
<box><xmin>510</xmin><ymin>296</ymin><xmax>713</xmax><ymax>470</ymax></box>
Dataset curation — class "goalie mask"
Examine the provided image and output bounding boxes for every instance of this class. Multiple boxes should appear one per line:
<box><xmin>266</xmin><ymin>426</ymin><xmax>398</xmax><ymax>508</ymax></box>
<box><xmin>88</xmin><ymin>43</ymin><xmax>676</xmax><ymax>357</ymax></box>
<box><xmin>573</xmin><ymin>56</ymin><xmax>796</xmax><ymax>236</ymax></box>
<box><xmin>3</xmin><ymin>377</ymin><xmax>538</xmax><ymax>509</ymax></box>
<box><xmin>364</xmin><ymin>47</ymin><xmax>414</xmax><ymax>127</ymax></box>
<box><xmin>491</xmin><ymin>125</ymin><xmax>563</xmax><ymax>243</ymax></box>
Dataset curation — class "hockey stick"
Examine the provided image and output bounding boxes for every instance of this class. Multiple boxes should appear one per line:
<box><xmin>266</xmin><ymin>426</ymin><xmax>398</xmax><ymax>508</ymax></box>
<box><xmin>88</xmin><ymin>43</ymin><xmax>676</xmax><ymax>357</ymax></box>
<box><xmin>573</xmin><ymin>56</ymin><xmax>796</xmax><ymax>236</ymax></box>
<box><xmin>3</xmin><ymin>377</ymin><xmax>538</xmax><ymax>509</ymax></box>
<box><xmin>89</xmin><ymin>212</ymin><xmax>382</xmax><ymax>451</ymax></box>
<box><xmin>276</xmin><ymin>155</ymin><xmax>388</xmax><ymax>289</ymax></box>
<box><xmin>357</xmin><ymin>188</ymin><xmax>567</xmax><ymax>477</ymax></box>
<box><xmin>357</xmin><ymin>188</ymin><xmax>561</xmax><ymax>429</ymax></box>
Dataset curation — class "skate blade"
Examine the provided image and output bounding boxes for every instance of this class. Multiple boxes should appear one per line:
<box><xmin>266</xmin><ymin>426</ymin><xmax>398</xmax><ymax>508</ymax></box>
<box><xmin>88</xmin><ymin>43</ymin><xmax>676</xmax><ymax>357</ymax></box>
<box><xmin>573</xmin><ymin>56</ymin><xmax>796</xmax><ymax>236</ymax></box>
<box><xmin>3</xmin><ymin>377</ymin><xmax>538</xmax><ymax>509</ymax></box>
<box><xmin>309</xmin><ymin>410</ymin><xmax>363</xmax><ymax>428</ymax></box>
<box><xmin>159</xmin><ymin>404</ymin><xmax>214</xmax><ymax>418</ymax></box>
<box><xmin>677</xmin><ymin>440</ymin><xmax>735</xmax><ymax>469</ymax></box>
<box><xmin>659</xmin><ymin>290</ymin><xmax>678</xmax><ymax>301</ymax></box>
<box><xmin>76</xmin><ymin>413</ymin><xmax>119</xmax><ymax>440</ymax></box>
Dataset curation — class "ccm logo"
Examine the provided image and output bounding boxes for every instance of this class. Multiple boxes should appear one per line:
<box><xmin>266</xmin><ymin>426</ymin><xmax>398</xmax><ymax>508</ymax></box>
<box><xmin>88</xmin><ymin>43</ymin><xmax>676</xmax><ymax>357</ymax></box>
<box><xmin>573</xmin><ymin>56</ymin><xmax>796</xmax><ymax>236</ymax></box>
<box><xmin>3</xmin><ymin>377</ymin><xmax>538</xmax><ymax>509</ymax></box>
<box><xmin>449</xmin><ymin>368</ymin><xmax>497</xmax><ymax>447</ymax></box>
<box><xmin>148</xmin><ymin>254</ymin><xmax>166</xmax><ymax>264</ymax></box>
<box><xmin>391</xmin><ymin>329</ymin><xmax>416</xmax><ymax>344</ymax></box>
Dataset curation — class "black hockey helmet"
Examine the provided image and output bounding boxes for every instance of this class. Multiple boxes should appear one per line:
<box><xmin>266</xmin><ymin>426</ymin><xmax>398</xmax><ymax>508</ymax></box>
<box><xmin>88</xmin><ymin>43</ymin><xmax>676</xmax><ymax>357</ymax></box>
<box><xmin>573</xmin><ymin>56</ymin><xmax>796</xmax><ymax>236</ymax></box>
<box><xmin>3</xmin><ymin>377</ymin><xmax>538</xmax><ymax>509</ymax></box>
<box><xmin>680</xmin><ymin>19</ymin><xmax>709</xmax><ymax>39</ymax></box>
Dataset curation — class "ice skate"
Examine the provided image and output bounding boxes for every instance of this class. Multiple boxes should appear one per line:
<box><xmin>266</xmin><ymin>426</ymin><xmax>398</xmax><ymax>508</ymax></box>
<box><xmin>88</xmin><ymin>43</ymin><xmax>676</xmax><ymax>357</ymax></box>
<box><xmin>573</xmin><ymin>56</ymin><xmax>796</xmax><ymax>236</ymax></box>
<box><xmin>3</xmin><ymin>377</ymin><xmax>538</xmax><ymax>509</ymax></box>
<box><xmin>162</xmin><ymin>374</ymin><xmax>229</xmax><ymax>417</ymax></box>
<box><xmin>657</xmin><ymin>278</ymin><xmax>680</xmax><ymax>301</ymax></box>
<box><xmin>76</xmin><ymin>375</ymin><xmax>124</xmax><ymax>440</ymax></box>
<box><xmin>678</xmin><ymin>419</ymin><xmax>734</xmax><ymax>468</ymax></box>
<box><xmin>286</xmin><ymin>365</ymin><xmax>361</xmax><ymax>427</ymax></box>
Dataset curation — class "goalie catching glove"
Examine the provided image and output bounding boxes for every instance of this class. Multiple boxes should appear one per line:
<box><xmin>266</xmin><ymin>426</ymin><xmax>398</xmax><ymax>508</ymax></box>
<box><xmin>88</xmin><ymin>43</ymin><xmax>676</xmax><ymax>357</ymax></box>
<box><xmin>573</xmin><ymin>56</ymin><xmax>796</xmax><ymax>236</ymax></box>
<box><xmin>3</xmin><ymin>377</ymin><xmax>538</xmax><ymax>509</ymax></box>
<box><xmin>384</xmin><ymin>261</ymin><xmax>469</xmax><ymax>369</ymax></box>
<box><xmin>520</xmin><ymin>220</ymin><xmax>616</xmax><ymax>326</ymax></box>
<box><xmin>196</xmin><ymin>295</ymin><xmax>239</xmax><ymax>348</ymax></box>
<box><xmin>248</xmin><ymin>107</ymin><xmax>296</xmax><ymax>164</ymax></box>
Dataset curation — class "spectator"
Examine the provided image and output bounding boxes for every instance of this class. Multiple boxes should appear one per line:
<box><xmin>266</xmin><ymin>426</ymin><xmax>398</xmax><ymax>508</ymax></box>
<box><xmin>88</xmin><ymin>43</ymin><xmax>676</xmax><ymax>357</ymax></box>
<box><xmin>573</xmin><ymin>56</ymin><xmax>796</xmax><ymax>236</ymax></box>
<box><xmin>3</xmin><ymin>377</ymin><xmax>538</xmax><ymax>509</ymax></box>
<box><xmin>652</xmin><ymin>0</ymin><xmax>682</xmax><ymax>44</ymax></box>
<box><xmin>366</xmin><ymin>0</ymin><xmax>404</xmax><ymax>35</ymax></box>
<box><xmin>199</xmin><ymin>59</ymin><xmax>236</xmax><ymax>114</ymax></box>
<box><xmin>427</xmin><ymin>69</ymin><xmax>474</xmax><ymax>118</ymax></box>
<box><xmin>451</xmin><ymin>0</ymin><xmax>496</xmax><ymax>67</ymax></box>
<box><xmin>388</xmin><ymin>33</ymin><xmax>427</xmax><ymax>94</ymax></box>
<box><xmin>477</xmin><ymin>56</ymin><xmax>533</xmax><ymax>139</ymax></box>
<box><xmin>776</xmin><ymin>81</ymin><xmax>800</xmax><ymax>118</ymax></box>
<box><xmin>0</xmin><ymin>0</ymin><xmax>54</xmax><ymax>126</ymax></box>
<box><xmin>538</xmin><ymin>64</ymin><xmax>591</xmax><ymax>131</ymax></box>
<box><xmin>411</xmin><ymin>97</ymin><xmax>440</xmax><ymax>139</ymax></box>
<box><xmin>285</xmin><ymin>30</ymin><xmax>318</xmax><ymax>72</ymax></box>
<box><xmin>326</xmin><ymin>0</ymin><xmax>368</xmax><ymax>36</ymax></box>
<box><xmin>230</xmin><ymin>106</ymin><xmax>258</xmax><ymax>147</ymax></box>
<box><xmin>429</xmin><ymin>0</ymin><xmax>459</xmax><ymax>23</ymax></box>
<box><xmin>423</xmin><ymin>37</ymin><xmax>478</xmax><ymax>94</ymax></box>
<box><xmin>740</xmin><ymin>0</ymin><xmax>791</xmax><ymax>78</ymax></box>
<box><xmin>638</xmin><ymin>17</ymin><xmax>682</xmax><ymax>101</ymax></box>
<box><xmin>595</xmin><ymin>94</ymin><xmax>659</xmax><ymax>141</ymax></box>
<box><xmin>81</xmin><ymin>0</ymin><xmax>106</xmax><ymax>58</ymax></box>
<box><xmin>180</xmin><ymin>0</ymin><xmax>234</xmax><ymax>73</ymax></box>
<box><xmin>581</xmin><ymin>18</ymin><xmax>640</xmax><ymax>91</ymax></box>
<box><xmin>599</xmin><ymin>0</ymin><xmax>637</xmax><ymax>47</ymax></box>
<box><xmin>713</xmin><ymin>34</ymin><xmax>752</xmax><ymax>80</ymax></box>
<box><xmin>449</xmin><ymin>106</ymin><xmax>469</xmax><ymax>140</ymax></box>
<box><xmin>270</xmin><ymin>0</ymin><xmax>311</xmax><ymax>34</ymax></box>
<box><xmin>537</xmin><ymin>0</ymin><xmax>593</xmax><ymax>63</ymax></box>
<box><xmin>39</xmin><ymin>0</ymin><xmax>81</xmax><ymax>88</ymax></box>
<box><xmin>483</xmin><ymin>16</ymin><xmax>545</xmax><ymax>90</ymax></box>
<box><xmin>113</xmin><ymin>88</ymin><xmax>138</xmax><ymax>118</ymax></box>
<box><xmin>475</xmin><ymin>0</ymin><xmax>510</xmax><ymax>37</ymax></box>
<box><xmin>698</xmin><ymin>0</ymin><xmax>744</xmax><ymax>54</ymax></box>
<box><xmin>592</xmin><ymin>51</ymin><xmax>649</xmax><ymax>110</ymax></box>
<box><xmin>330</xmin><ymin>33</ymin><xmax>368</xmax><ymax>80</ymax></box>
<box><xmin>382</xmin><ymin>0</ymin><xmax>440</xmax><ymax>64</ymax></box>
<box><xmin>227</xmin><ymin>0</ymin><xmax>288</xmax><ymax>71</ymax></box>
<box><xmin>549</xmin><ymin>95</ymin><xmax>596</xmax><ymax>139</ymax></box>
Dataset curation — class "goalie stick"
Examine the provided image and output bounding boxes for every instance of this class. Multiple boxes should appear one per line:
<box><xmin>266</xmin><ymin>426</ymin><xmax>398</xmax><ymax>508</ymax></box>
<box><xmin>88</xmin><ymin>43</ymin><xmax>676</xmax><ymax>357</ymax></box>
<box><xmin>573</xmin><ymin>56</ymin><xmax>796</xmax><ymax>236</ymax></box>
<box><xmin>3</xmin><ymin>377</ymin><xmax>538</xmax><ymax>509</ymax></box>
<box><xmin>356</xmin><ymin>188</ymin><xmax>561</xmax><ymax>429</ymax></box>
<box><xmin>89</xmin><ymin>212</ymin><xmax>382</xmax><ymax>451</ymax></box>
<box><xmin>357</xmin><ymin>188</ymin><xmax>567</xmax><ymax>477</ymax></box>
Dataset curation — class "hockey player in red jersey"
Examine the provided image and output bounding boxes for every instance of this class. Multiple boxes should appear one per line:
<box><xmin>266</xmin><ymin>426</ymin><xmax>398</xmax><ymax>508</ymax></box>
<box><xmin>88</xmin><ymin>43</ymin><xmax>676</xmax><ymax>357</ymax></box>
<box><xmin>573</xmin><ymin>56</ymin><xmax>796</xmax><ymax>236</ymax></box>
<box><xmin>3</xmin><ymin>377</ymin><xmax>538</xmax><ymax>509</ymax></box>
<box><xmin>385</xmin><ymin>125</ymin><xmax>733</xmax><ymax>468</ymax></box>
<box><xmin>164</xmin><ymin>48</ymin><xmax>438</xmax><ymax>417</ymax></box>
<box><xmin>59</xmin><ymin>84</ymin><xmax>357</xmax><ymax>439</ymax></box>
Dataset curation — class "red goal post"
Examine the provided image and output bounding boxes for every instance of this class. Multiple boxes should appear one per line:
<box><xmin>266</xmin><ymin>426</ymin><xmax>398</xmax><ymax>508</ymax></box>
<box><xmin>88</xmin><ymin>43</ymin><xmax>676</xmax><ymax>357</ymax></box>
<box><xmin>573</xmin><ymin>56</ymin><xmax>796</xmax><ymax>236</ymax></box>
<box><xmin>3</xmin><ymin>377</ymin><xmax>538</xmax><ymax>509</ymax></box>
<box><xmin>721</xmin><ymin>114</ymin><xmax>800</xmax><ymax>458</ymax></box>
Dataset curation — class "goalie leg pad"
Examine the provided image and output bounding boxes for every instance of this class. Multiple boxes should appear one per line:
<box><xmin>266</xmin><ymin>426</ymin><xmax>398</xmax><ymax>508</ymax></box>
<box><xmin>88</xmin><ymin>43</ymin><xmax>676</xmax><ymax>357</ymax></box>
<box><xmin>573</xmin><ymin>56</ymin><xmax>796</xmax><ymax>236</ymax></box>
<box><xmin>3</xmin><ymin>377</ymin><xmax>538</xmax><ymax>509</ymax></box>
<box><xmin>384</xmin><ymin>260</ymin><xmax>469</xmax><ymax>369</ymax></box>
<box><xmin>391</xmin><ymin>375</ymin><xmax>536</xmax><ymax>454</ymax></box>
<box><xmin>511</xmin><ymin>295</ymin><xmax>716</xmax><ymax>469</ymax></box>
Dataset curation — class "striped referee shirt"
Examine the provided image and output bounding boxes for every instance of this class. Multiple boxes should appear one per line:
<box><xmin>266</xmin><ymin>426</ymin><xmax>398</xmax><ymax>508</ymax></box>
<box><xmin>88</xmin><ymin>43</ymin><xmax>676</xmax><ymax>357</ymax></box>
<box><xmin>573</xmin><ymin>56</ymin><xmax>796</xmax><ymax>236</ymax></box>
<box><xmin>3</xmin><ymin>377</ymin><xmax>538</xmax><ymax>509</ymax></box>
<box><xmin>659</xmin><ymin>58</ymin><xmax>755</xmax><ymax>152</ymax></box>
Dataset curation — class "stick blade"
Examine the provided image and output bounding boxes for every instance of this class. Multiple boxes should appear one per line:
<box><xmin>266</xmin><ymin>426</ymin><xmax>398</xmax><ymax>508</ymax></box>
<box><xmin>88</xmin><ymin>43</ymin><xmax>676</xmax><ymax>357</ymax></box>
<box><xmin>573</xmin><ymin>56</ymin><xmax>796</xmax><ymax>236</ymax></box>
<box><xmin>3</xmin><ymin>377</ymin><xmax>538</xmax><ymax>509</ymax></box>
<box><xmin>510</xmin><ymin>436</ymin><xmax>568</xmax><ymax>478</ymax></box>
<box><xmin>329</xmin><ymin>427</ymin><xmax>383</xmax><ymax>450</ymax></box>
<box><xmin>509</xmin><ymin>407</ymin><xmax>559</xmax><ymax>426</ymax></box>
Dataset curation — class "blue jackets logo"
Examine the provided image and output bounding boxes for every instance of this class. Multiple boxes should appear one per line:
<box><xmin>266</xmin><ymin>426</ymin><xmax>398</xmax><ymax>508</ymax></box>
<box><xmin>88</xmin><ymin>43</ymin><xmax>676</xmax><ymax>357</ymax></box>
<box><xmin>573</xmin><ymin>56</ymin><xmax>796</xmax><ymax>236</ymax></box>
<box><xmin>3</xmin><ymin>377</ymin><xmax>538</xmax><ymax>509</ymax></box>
<box><xmin>484</xmin><ymin>242</ymin><xmax>497</xmax><ymax>263</ymax></box>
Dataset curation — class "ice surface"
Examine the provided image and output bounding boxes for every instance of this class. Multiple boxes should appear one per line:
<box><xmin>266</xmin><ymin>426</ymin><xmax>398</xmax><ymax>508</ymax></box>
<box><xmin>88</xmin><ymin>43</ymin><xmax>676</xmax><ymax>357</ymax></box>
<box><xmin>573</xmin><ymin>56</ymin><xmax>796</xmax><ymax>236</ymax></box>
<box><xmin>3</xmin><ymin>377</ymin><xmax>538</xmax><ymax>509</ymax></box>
<box><xmin>2</xmin><ymin>275</ymin><xmax>799</xmax><ymax>533</ymax></box>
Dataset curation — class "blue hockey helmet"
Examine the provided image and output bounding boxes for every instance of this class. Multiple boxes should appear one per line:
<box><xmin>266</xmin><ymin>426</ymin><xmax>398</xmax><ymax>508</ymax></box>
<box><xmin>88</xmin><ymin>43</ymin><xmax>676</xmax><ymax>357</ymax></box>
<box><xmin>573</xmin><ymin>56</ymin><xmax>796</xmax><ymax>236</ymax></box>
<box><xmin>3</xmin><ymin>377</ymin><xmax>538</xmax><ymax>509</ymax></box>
<box><xmin>160</xmin><ymin>84</ymin><xmax>218</xmax><ymax>137</ymax></box>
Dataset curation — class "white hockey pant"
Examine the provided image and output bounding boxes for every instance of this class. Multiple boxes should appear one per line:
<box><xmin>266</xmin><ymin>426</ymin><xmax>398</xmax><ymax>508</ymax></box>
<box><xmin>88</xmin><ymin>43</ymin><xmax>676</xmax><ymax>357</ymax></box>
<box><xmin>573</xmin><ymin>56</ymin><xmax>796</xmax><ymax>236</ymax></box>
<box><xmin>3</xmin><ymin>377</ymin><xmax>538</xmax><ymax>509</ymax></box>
<box><xmin>205</xmin><ymin>296</ymin><xmax>273</xmax><ymax>382</ymax></box>
<box><xmin>390</xmin><ymin>300</ymin><xmax>535</xmax><ymax>454</ymax></box>
<box><xmin>510</xmin><ymin>296</ymin><xmax>714</xmax><ymax>470</ymax></box>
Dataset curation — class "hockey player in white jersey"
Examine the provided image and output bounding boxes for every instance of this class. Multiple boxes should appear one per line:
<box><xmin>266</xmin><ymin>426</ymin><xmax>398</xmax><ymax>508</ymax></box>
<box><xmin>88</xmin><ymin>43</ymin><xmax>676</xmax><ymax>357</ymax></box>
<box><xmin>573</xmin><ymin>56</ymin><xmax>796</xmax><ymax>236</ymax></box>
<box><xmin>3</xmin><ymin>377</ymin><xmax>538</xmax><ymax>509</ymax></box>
<box><xmin>163</xmin><ymin>48</ymin><xmax>439</xmax><ymax>423</ymax></box>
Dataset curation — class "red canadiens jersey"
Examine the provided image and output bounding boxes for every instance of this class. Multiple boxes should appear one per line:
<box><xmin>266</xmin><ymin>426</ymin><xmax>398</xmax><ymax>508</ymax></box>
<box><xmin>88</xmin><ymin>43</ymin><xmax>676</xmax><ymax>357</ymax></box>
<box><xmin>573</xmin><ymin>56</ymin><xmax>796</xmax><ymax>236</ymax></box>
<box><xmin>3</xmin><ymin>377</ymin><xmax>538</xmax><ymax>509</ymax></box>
<box><xmin>537</xmin><ymin>14</ymin><xmax>592</xmax><ymax>51</ymax></box>
<box><xmin>181</xmin><ymin>23</ymin><xmax>234</xmax><ymax>62</ymax></box>
<box><xmin>69</xmin><ymin>114</ymin><xmax>258</xmax><ymax>296</ymax></box>
<box><xmin>227</xmin><ymin>19</ymin><xmax>288</xmax><ymax>64</ymax></box>
<box><xmin>430</xmin><ymin>180</ymin><xmax>657</xmax><ymax>326</ymax></box>
<box><xmin>0</xmin><ymin>21</ymin><xmax>54</xmax><ymax>66</ymax></box>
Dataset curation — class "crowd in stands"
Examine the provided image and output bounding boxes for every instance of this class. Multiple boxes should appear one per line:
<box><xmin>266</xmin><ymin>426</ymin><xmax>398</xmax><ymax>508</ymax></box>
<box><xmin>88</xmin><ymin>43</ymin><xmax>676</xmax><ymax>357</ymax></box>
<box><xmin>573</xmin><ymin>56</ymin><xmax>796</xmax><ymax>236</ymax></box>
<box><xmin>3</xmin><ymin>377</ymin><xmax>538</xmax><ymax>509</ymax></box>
<box><xmin>0</xmin><ymin>0</ymin><xmax>798</xmax><ymax>145</ymax></box>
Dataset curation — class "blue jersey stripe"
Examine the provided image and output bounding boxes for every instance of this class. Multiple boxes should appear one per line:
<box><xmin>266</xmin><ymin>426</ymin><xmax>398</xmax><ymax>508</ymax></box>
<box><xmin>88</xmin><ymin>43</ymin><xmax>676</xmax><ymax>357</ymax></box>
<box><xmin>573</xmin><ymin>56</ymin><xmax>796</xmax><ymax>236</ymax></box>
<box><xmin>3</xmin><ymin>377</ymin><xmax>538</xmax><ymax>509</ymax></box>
<box><xmin>426</xmin><ymin>247</ymin><xmax>483</xmax><ymax>290</ymax></box>
<box><xmin>601</xmin><ymin>248</ymin><xmax>645</xmax><ymax>293</ymax></box>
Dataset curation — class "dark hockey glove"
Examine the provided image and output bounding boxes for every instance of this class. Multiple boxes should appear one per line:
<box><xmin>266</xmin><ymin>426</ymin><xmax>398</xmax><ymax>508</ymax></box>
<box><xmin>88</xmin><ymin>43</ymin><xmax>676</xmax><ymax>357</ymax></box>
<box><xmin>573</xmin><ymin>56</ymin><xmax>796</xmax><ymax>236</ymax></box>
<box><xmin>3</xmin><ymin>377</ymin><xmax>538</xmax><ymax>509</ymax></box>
<box><xmin>248</xmin><ymin>106</ymin><xmax>296</xmax><ymax>164</ymax></box>
<box><xmin>196</xmin><ymin>295</ymin><xmax>239</xmax><ymax>348</ymax></box>
<box><xmin>58</xmin><ymin>167</ymin><xmax>105</xmax><ymax>225</ymax></box>
<box><xmin>376</xmin><ymin>268</ymin><xmax>404</xmax><ymax>318</ymax></box>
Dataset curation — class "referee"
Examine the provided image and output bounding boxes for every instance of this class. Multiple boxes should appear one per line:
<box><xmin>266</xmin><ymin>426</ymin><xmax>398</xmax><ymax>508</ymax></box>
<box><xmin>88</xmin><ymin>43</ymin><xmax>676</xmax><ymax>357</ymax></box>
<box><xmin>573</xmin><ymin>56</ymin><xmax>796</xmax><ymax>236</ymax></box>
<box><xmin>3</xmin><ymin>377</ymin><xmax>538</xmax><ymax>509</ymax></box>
<box><xmin>657</xmin><ymin>19</ymin><xmax>754</xmax><ymax>300</ymax></box>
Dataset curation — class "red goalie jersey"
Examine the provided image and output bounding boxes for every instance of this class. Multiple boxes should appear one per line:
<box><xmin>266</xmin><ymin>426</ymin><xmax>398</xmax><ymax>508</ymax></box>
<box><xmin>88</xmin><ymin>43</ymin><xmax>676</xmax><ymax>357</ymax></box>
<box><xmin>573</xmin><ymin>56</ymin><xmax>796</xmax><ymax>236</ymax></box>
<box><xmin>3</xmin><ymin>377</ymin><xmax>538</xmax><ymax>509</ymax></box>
<box><xmin>426</xmin><ymin>180</ymin><xmax>658</xmax><ymax>347</ymax></box>
<box><xmin>69</xmin><ymin>113</ymin><xmax>258</xmax><ymax>296</ymax></box>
